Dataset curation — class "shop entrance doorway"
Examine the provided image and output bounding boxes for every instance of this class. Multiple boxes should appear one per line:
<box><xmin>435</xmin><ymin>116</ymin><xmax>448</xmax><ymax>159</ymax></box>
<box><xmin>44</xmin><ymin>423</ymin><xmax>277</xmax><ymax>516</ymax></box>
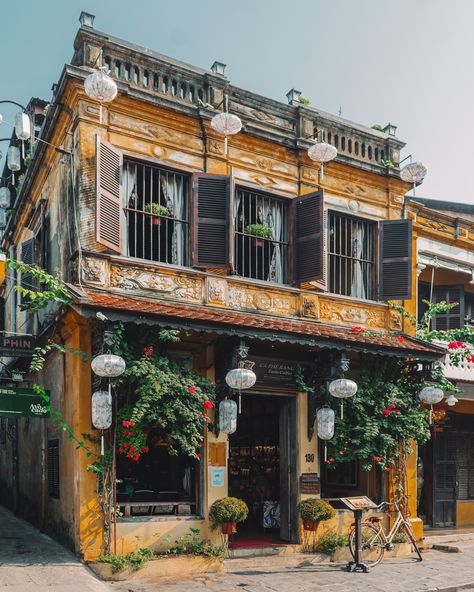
<box><xmin>228</xmin><ymin>393</ymin><xmax>298</xmax><ymax>545</ymax></box>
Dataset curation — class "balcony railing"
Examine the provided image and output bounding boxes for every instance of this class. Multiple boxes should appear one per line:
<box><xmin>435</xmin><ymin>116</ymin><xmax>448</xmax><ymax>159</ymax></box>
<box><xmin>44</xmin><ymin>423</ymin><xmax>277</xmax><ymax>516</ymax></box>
<box><xmin>434</xmin><ymin>340</ymin><xmax>474</xmax><ymax>382</ymax></box>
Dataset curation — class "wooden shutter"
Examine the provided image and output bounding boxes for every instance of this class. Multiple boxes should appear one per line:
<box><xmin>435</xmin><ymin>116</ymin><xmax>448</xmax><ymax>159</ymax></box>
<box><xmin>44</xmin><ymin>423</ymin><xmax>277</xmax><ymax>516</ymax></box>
<box><xmin>96</xmin><ymin>135</ymin><xmax>123</xmax><ymax>253</ymax></box>
<box><xmin>293</xmin><ymin>190</ymin><xmax>324</xmax><ymax>287</ymax></box>
<box><xmin>379</xmin><ymin>219</ymin><xmax>412</xmax><ymax>300</ymax></box>
<box><xmin>20</xmin><ymin>238</ymin><xmax>35</xmax><ymax>306</ymax></box>
<box><xmin>191</xmin><ymin>173</ymin><xmax>230</xmax><ymax>269</ymax></box>
<box><xmin>47</xmin><ymin>439</ymin><xmax>60</xmax><ymax>498</ymax></box>
<box><xmin>432</xmin><ymin>285</ymin><xmax>464</xmax><ymax>330</ymax></box>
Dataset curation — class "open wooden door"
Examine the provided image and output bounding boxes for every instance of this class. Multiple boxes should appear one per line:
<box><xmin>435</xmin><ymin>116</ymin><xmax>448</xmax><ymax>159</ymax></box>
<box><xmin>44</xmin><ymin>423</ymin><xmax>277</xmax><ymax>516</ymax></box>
<box><xmin>279</xmin><ymin>397</ymin><xmax>299</xmax><ymax>542</ymax></box>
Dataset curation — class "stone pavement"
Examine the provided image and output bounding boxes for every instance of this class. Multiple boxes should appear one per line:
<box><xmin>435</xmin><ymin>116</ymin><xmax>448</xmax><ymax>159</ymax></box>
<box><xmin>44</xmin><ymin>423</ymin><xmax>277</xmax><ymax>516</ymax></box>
<box><xmin>107</xmin><ymin>545</ymin><xmax>474</xmax><ymax>592</ymax></box>
<box><xmin>0</xmin><ymin>505</ymin><xmax>108</xmax><ymax>591</ymax></box>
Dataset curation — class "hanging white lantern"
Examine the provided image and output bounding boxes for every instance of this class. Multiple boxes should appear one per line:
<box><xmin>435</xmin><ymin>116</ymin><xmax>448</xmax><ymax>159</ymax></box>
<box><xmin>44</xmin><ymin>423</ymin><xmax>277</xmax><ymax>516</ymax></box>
<box><xmin>307</xmin><ymin>142</ymin><xmax>337</xmax><ymax>179</ymax></box>
<box><xmin>225</xmin><ymin>365</ymin><xmax>256</xmax><ymax>391</ymax></box>
<box><xmin>317</xmin><ymin>406</ymin><xmax>335</xmax><ymax>462</ymax></box>
<box><xmin>0</xmin><ymin>209</ymin><xmax>6</xmax><ymax>229</ymax></box>
<box><xmin>400</xmin><ymin>162</ymin><xmax>427</xmax><ymax>184</ymax></box>
<box><xmin>328</xmin><ymin>378</ymin><xmax>358</xmax><ymax>419</ymax></box>
<box><xmin>218</xmin><ymin>399</ymin><xmax>238</xmax><ymax>434</ymax></box>
<box><xmin>92</xmin><ymin>390</ymin><xmax>112</xmax><ymax>430</ymax></box>
<box><xmin>419</xmin><ymin>384</ymin><xmax>444</xmax><ymax>424</ymax></box>
<box><xmin>14</xmin><ymin>112</ymin><xmax>31</xmax><ymax>141</ymax></box>
<box><xmin>0</xmin><ymin>187</ymin><xmax>10</xmax><ymax>209</ymax></box>
<box><xmin>446</xmin><ymin>394</ymin><xmax>458</xmax><ymax>407</ymax></box>
<box><xmin>91</xmin><ymin>354</ymin><xmax>126</xmax><ymax>378</ymax></box>
<box><xmin>84</xmin><ymin>67</ymin><xmax>118</xmax><ymax>123</ymax></box>
<box><xmin>418</xmin><ymin>385</ymin><xmax>444</xmax><ymax>405</ymax></box>
<box><xmin>7</xmin><ymin>146</ymin><xmax>21</xmax><ymax>172</ymax></box>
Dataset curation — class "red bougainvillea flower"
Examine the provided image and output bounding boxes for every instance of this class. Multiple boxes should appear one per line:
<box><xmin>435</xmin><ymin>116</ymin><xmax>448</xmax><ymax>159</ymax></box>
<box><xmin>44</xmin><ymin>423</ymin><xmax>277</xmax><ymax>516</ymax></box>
<box><xmin>133</xmin><ymin>454</ymin><xmax>140</xmax><ymax>461</ymax></box>
<box><xmin>385</xmin><ymin>467</ymin><xmax>392</xmax><ymax>472</ymax></box>
<box><xmin>448</xmin><ymin>340</ymin><xmax>466</xmax><ymax>349</ymax></box>
<box><xmin>140</xmin><ymin>446</ymin><xmax>149</xmax><ymax>453</ymax></box>
<box><xmin>203</xmin><ymin>400</ymin><xmax>214</xmax><ymax>410</ymax></box>
<box><xmin>188</xmin><ymin>386</ymin><xmax>196</xmax><ymax>394</ymax></box>
<box><xmin>202</xmin><ymin>413</ymin><xmax>209</xmax><ymax>419</ymax></box>
<box><xmin>396</xmin><ymin>335</ymin><xmax>406</xmax><ymax>343</ymax></box>
<box><xmin>197</xmin><ymin>453</ymin><xmax>202</xmax><ymax>459</ymax></box>
<box><xmin>373</xmin><ymin>456</ymin><xmax>382</xmax><ymax>462</ymax></box>
<box><xmin>123</xmin><ymin>442</ymin><xmax>129</xmax><ymax>448</ymax></box>
<box><xmin>468</xmin><ymin>355</ymin><xmax>474</xmax><ymax>364</ymax></box>
<box><xmin>127</xmin><ymin>452</ymin><xmax>133</xmax><ymax>458</ymax></box>
<box><xmin>143</xmin><ymin>346</ymin><xmax>153</xmax><ymax>358</ymax></box>
<box><xmin>119</xmin><ymin>447</ymin><xmax>125</xmax><ymax>454</ymax></box>
<box><xmin>394</xmin><ymin>409</ymin><xmax>401</xmax><ymax>414</ymax></box>
<box><xmin>382</xmin><ymin>409</ymin><xmax>391</xmax><ymax>416</ymax></box>
<box><xmin>389</xmin><ymin>403</ymin><xmax>396</xmax><ymax>409</ymax></box>
<box><xmin>199</xmin><ymin>442</ymin><xmax>205</xmax><ymax>447</ymax></box>
<box><xmin>122</xmin><ymin>420</ymin><xmax>136</xmax><ymax>428</ymax></box>
<box><xmin>351</xmin><ymin>326</ymin><xmax>365</xmax><ymax>334</ymax></box>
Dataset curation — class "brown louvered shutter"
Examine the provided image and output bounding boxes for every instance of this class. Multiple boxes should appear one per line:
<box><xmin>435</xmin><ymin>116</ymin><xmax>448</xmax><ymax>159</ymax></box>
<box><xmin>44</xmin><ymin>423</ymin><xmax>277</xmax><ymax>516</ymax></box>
<box><xmin>96</xmin><ymin>135</ymin><xmax>123</xmax><ymax>253</ymax></box>
<box><xmin>379</xmin><ymin>219</ymin><xmax>412</xmax><ymax>300</ymax></box>
<box><xmin>293</xmin><ymin>190</ymin><xmax>324</xmax><ymax>287</ymax></box>
<box><xmin>191</xmin><ymin>173</ymin><xmax>230</xmax><ymax>269</ymax></box>
<box><xmin>20</xmin><ymin>238</ymin><xmax>35</xmax><ymax>306</ymax></box>
<box><xmin>432</xmin><ymin>286</ymin><xmax>464</xmax><ymax>330</ymax></box>
<box><xmin>47</xmin><ymin>439</ymin><xmax>60</xmax><ymax>498</ymax></box>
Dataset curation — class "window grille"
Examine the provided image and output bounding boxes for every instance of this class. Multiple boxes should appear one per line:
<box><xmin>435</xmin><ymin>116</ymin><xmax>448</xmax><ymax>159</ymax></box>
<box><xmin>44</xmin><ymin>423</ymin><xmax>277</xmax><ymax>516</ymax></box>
<box><xmin>234</xmin><ymin>188</ymin><xmax>288</xmax><ymax>283</ymax></box>
<box><xmin>328</xmin><ymin>212</ymin><xmax>375</xmax><ymax>299</ymax></box>
<box><xmin>124</xmin><ymin>161</ymin><xmax>189</xmax><ymax>266</ymax></box>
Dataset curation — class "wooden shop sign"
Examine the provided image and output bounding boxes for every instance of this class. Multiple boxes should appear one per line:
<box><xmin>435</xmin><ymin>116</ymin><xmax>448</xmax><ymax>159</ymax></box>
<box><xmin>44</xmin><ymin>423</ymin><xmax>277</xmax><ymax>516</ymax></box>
<box><xmin>253</xmin><ymin>357</ymin><xmax>299</xmax><ymax>389</ymax></box>
<box><xmin>300</xmin><ymin>473</ymin><xmax>320</xmax><ymax>494</ymax></box>
<box><xmin>0</xmin><ymin>334</ymin><xmax>36</xmax><ymax>358</ymax></box>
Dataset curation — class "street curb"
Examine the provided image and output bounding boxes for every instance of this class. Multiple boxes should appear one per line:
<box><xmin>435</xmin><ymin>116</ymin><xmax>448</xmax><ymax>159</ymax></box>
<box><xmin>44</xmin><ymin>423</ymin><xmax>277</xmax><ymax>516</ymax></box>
<box><xmin>427</xmin><ymin>582</ymin><xmax>474</xmax><ymax>592</ymax></box>
<box><xmin>432</xmin><ymin>544</ymin><xmax>461</xmax><ymax>553</ymax></box>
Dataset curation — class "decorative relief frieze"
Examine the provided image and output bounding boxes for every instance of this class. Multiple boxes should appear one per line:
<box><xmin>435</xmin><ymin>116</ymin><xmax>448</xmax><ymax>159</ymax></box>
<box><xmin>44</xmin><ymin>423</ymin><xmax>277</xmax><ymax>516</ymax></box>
<box><xmin>228</xmin><ymin>285</ymin><xmax>297</xmax><ymax>315</ymax></box>
<box><xmin>388</xmin><ymin>309</ymin><xmax>403</xmax><ymax>331</ymax></box>
<box><xmin>110</xmin><ymin>266</ymin><xmax>202</xmax><ymax>302</ymax></box>
<box><xmin>81</xmin><ymin>257</ymin><xmax>107</xmax><ymax>285</ymax></box>
<box><xmin>206</xmin><ymin>278</ymin><xmax>227</xmax><ymax>306</ymax></box>
<box><xmin>301</xmin><ymin>295</ymin><xmax>320</xmax><ymax>320</ymax></box>
<box><xmin>417</xmin><ymin>217</ymin><xmax>450</xmax><ymax>233</ymax></box>
<box><xmin>319</xmin><ymin>299</ymin><xmax>385</xmax><ymax>328</ymax></box>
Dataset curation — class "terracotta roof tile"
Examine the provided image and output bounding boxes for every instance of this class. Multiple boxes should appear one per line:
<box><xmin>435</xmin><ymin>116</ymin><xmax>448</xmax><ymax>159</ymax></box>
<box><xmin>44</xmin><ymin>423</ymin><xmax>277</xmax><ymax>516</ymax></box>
<box><xmin>77</xmin><ymin>289</ymin><xmax>444</xmax><ymax>357</ymax></box>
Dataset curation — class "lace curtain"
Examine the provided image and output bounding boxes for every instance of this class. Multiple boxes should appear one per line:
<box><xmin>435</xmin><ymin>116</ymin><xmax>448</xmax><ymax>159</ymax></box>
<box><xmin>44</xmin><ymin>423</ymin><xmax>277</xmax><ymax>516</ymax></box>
<box><xmin>161</xmin><ymin>175</ymin><xmax>185</xmax><ymax>266</ymax></box>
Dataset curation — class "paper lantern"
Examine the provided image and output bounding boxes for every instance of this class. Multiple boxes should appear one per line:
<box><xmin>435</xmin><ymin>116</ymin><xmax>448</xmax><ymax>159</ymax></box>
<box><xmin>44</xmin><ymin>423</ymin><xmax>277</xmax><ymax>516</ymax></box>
<box><xmin>0</xmin><ymin>187</ymin><xmax>10</xmax><ymax>209</ymax></box>
<box><xmin>218</xmin><ymin>399</ymin><xmax>238</xmax><ymax>434</ymax></box>
<box><xmin>7</xmin><ymin>146</ymin><xmax>20</xmax><ymax>172</ymax></box>
<box><xmin>317</xmin><ymin>407</ymin><xmax>335</xmax><ymax>440</ymax></box>
<box><xmin>307</xmin><ymin>142</ymin><xmax>337</xmax><ymax>179</ymax></box>
<box><xmin>92</xmin><ymin>390</ymin><xmax>112</xmax><ymax>430</ymax></box>
<box><xmin>446</xmin><ymin>394</ymin><xmax>458</xmax><ymax>407</ymax></box>
<box><xmin>225</xmin><ymin>366</ymin><xmax>256</xmax><ymax>391</ymax></box>
<box><xmin>328</xmin><ymin>378</ymin><xmax>358</xmax><ymax>418</ymax></box>
<box><xmin>418</xmin><ymin>385</ymin><xmax>444</xmax><ymax>405</ymax></box>
<box><xmin>14</xmin><ymin>112</ymin><xmax>31</xmax><ymax>141</ymax></box>
<box><xmin>0</xmin><ymin>209</ymin><xmax>6</xmax><ymax>229</ymax></box>
<box><xmin>91</xmin><ymin>354</ymin><xmax>126</xmax><ymax>378</ymax></box>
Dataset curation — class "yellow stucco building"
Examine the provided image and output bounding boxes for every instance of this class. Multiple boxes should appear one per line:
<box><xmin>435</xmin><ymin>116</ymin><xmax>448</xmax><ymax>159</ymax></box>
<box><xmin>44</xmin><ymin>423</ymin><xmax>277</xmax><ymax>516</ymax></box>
<box><xmin>0</xmin><ymin>13</ymin><xmax>444</xmax><ymax>561</ymax></box>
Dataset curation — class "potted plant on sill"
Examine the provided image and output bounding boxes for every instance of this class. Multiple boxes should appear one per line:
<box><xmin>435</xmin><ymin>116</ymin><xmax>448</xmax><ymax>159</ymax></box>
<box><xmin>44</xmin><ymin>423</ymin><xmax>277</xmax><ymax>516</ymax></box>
<box><xmin>144</xmin><ymin>203</ymin><xmax>170</xmax><ymax>225</ymax></box>
<box><xmin>297</xmin><ymin>498</ymin><xmax>336</xmax><ymax>532</ymax></box>
<box><xmin>244</xmin><ymin>223</ymin><xmax>272</xmax><ymax>248</ymax></box>
<box><xmin>209</xmin><ymin>497</ymin><xmax>249</xmax><ymax>535</ymax></box>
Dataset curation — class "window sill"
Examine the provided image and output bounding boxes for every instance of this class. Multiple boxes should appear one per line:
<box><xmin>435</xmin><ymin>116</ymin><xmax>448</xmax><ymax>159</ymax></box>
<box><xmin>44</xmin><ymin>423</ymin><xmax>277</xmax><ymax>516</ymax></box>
<box><xmin>118</xmin><ymin>515</ymin><xmax>204</xmax><ymax>523</ymax></box>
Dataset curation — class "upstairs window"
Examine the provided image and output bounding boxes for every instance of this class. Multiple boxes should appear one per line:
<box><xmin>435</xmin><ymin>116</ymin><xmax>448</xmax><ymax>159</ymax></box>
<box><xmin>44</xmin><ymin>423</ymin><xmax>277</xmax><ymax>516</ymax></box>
<box><xmin>328</xmin><ymin>212</ymin><xmax>375</xmax><ymax>299</ymax></box>
<box><xmin>124</xmin><ymin>160</ymin><xmax>189</xmax><ymax>266</ymax></box>
<box><xmin>234</xmin><ymin>188</ymin><xmax>288</xmax><ymax>283</ymax></box>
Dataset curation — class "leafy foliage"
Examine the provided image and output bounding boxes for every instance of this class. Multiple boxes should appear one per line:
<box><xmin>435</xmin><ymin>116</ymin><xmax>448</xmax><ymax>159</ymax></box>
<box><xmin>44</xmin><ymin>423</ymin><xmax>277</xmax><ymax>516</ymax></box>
<box><xmin>326</xmin><ymin>367</ymin><xmax>430</xmax><ymax>472</ymax></box>
<box><xmin>98</xmin><ymin>547</ymin><xmax>154</xmax><ymax>573</ymax></box>
<box><xmin>117</xmin><ymin>345</ymin><xmax>215</xmax><ymax>458</ymax></box>
<box><xmin>316</xmin><ymin>530</ymin><xmax>348</xmax><ymax>555</ymax></box>
<box><xmin>244</xmin><ymin>224</ymin><xmax>272</xmax><ymax>239</ymax></box>
<box><xmin>208</xmin><ymin>497</ymin><xmax>249</xmax><ymax>529</ymax></box>
<box><xmin>296</xmin><ymin>498</ymin><xmax>336</xmax><ymax>521</ymax></box>
<box><xmin>165</xmin><ymin>528</ymin><xmax>226</xmax><ymax>558</ymax></box>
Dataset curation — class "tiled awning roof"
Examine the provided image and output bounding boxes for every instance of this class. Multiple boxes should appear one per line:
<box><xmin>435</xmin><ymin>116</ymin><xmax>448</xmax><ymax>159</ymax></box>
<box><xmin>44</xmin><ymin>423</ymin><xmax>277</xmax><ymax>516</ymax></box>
<box><xmin>74</xmin><ymin>289</ymin><xmax>445</xmax><ymax>361</ymax></box>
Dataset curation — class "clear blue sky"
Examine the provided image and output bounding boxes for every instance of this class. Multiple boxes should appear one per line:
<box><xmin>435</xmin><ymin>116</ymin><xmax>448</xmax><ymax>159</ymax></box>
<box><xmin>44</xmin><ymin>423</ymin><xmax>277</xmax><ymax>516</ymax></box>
<box><xmin>1</xmin><ymin>0</ymin><xmax>472</xmax><ymax>203</ymax></box>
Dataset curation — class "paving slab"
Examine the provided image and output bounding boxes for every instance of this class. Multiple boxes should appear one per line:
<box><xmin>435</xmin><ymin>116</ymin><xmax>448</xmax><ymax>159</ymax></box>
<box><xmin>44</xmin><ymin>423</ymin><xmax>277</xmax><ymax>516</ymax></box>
<box><xmin>0</xmin><ymin>505</ymin><xmax>109</xmax><ymax>591</ymax></box>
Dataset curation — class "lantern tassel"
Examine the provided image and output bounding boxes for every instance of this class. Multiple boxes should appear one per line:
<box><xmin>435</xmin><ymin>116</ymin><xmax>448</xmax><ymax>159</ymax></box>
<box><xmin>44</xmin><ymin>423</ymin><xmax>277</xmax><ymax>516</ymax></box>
<box><xmin>100</xmin><ymin>431</ymin><xmax>104</xmax><ymax>456</ymax></box>
<box><xmin>99</xmin><ymin>103</ymin><xmax>103</xmax><ymax>124</ymax></box>
<box><xmin>224</xmin><ymin>137</ymin><xmax>228</xmax><ymax>156</ymax></box>
<box><xmin>341</xmin><ymin>402</ymin><xmax>344</xmax><ymax>420</ymax></box>
<box><xmin>429</xmin><ymin>405</ymin><xmax>433</xmax><ymax>425</ymax></box>
<box><xmin>320</xmin><ymin>164</ymin><xmax>324</xmax><ymax>180</ymax></box>
<box><xmin>21</xmin><ymin>141</ymin><xmax>25</xmax><ymax>160</ymax></box>
<box><xmin>108</xmin><ymin>381</ymin><xmax>112</xmax><ymax>405</ymax></box>
<box><xmin>324</xmin><ymin>442</ymin><xmax>327</xmax><ymax>462</ymax></box>
<box><xmin>238</xmin><ymin>390</ymin><xmax>241</xmax><ymax>414</ymax></box>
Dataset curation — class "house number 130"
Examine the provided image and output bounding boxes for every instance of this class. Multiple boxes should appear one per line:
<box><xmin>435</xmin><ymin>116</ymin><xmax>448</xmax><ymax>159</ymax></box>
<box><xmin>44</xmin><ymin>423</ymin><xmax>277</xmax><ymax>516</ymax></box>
<box><xmin>305</xmin><ymin>453</ymin><xmax>315</xmax><ymax>463</ymax></box>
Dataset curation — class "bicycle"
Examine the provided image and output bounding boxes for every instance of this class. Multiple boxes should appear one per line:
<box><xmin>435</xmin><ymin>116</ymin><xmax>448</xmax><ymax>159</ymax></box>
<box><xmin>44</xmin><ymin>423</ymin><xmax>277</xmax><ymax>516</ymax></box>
<box><xmin>348</xmin><ymin>497</ymin><xmax>423</xmax><ymax>567</ymax></box>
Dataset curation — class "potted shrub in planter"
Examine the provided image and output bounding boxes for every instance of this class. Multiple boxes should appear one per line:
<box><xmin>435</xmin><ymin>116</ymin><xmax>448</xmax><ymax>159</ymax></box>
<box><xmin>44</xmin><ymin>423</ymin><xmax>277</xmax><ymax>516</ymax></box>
<box><xmin>209</xmin><ymin>497</ymin><xmax>249</xmax><ymax>535</ymax></box>
<box><xmin>297</xmin><ymin>498</ymin><xmax>335</xmax><ymax>532</ymax></box>
<box><xmin>144</xmin><ymin>203</ymin><xmax>170</xmax><ymax>225</ymax></box>
<box><xmin>244</xmin><ymin>223</ymin><xmax>272</xmax><ymax>248</ymax></box>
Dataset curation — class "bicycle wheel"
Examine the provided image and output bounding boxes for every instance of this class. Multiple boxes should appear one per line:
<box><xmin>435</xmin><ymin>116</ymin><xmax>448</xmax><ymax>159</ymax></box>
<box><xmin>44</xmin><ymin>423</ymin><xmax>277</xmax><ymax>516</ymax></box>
<box><xmin>403</xmin><ymin>522</ymin><xmax>423</xmax><ymax>562</ymax></box>
<box><xmin>349</xmin><ymin>523</ymin><xmax>385</xmax><ymax>567</ymax></box>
